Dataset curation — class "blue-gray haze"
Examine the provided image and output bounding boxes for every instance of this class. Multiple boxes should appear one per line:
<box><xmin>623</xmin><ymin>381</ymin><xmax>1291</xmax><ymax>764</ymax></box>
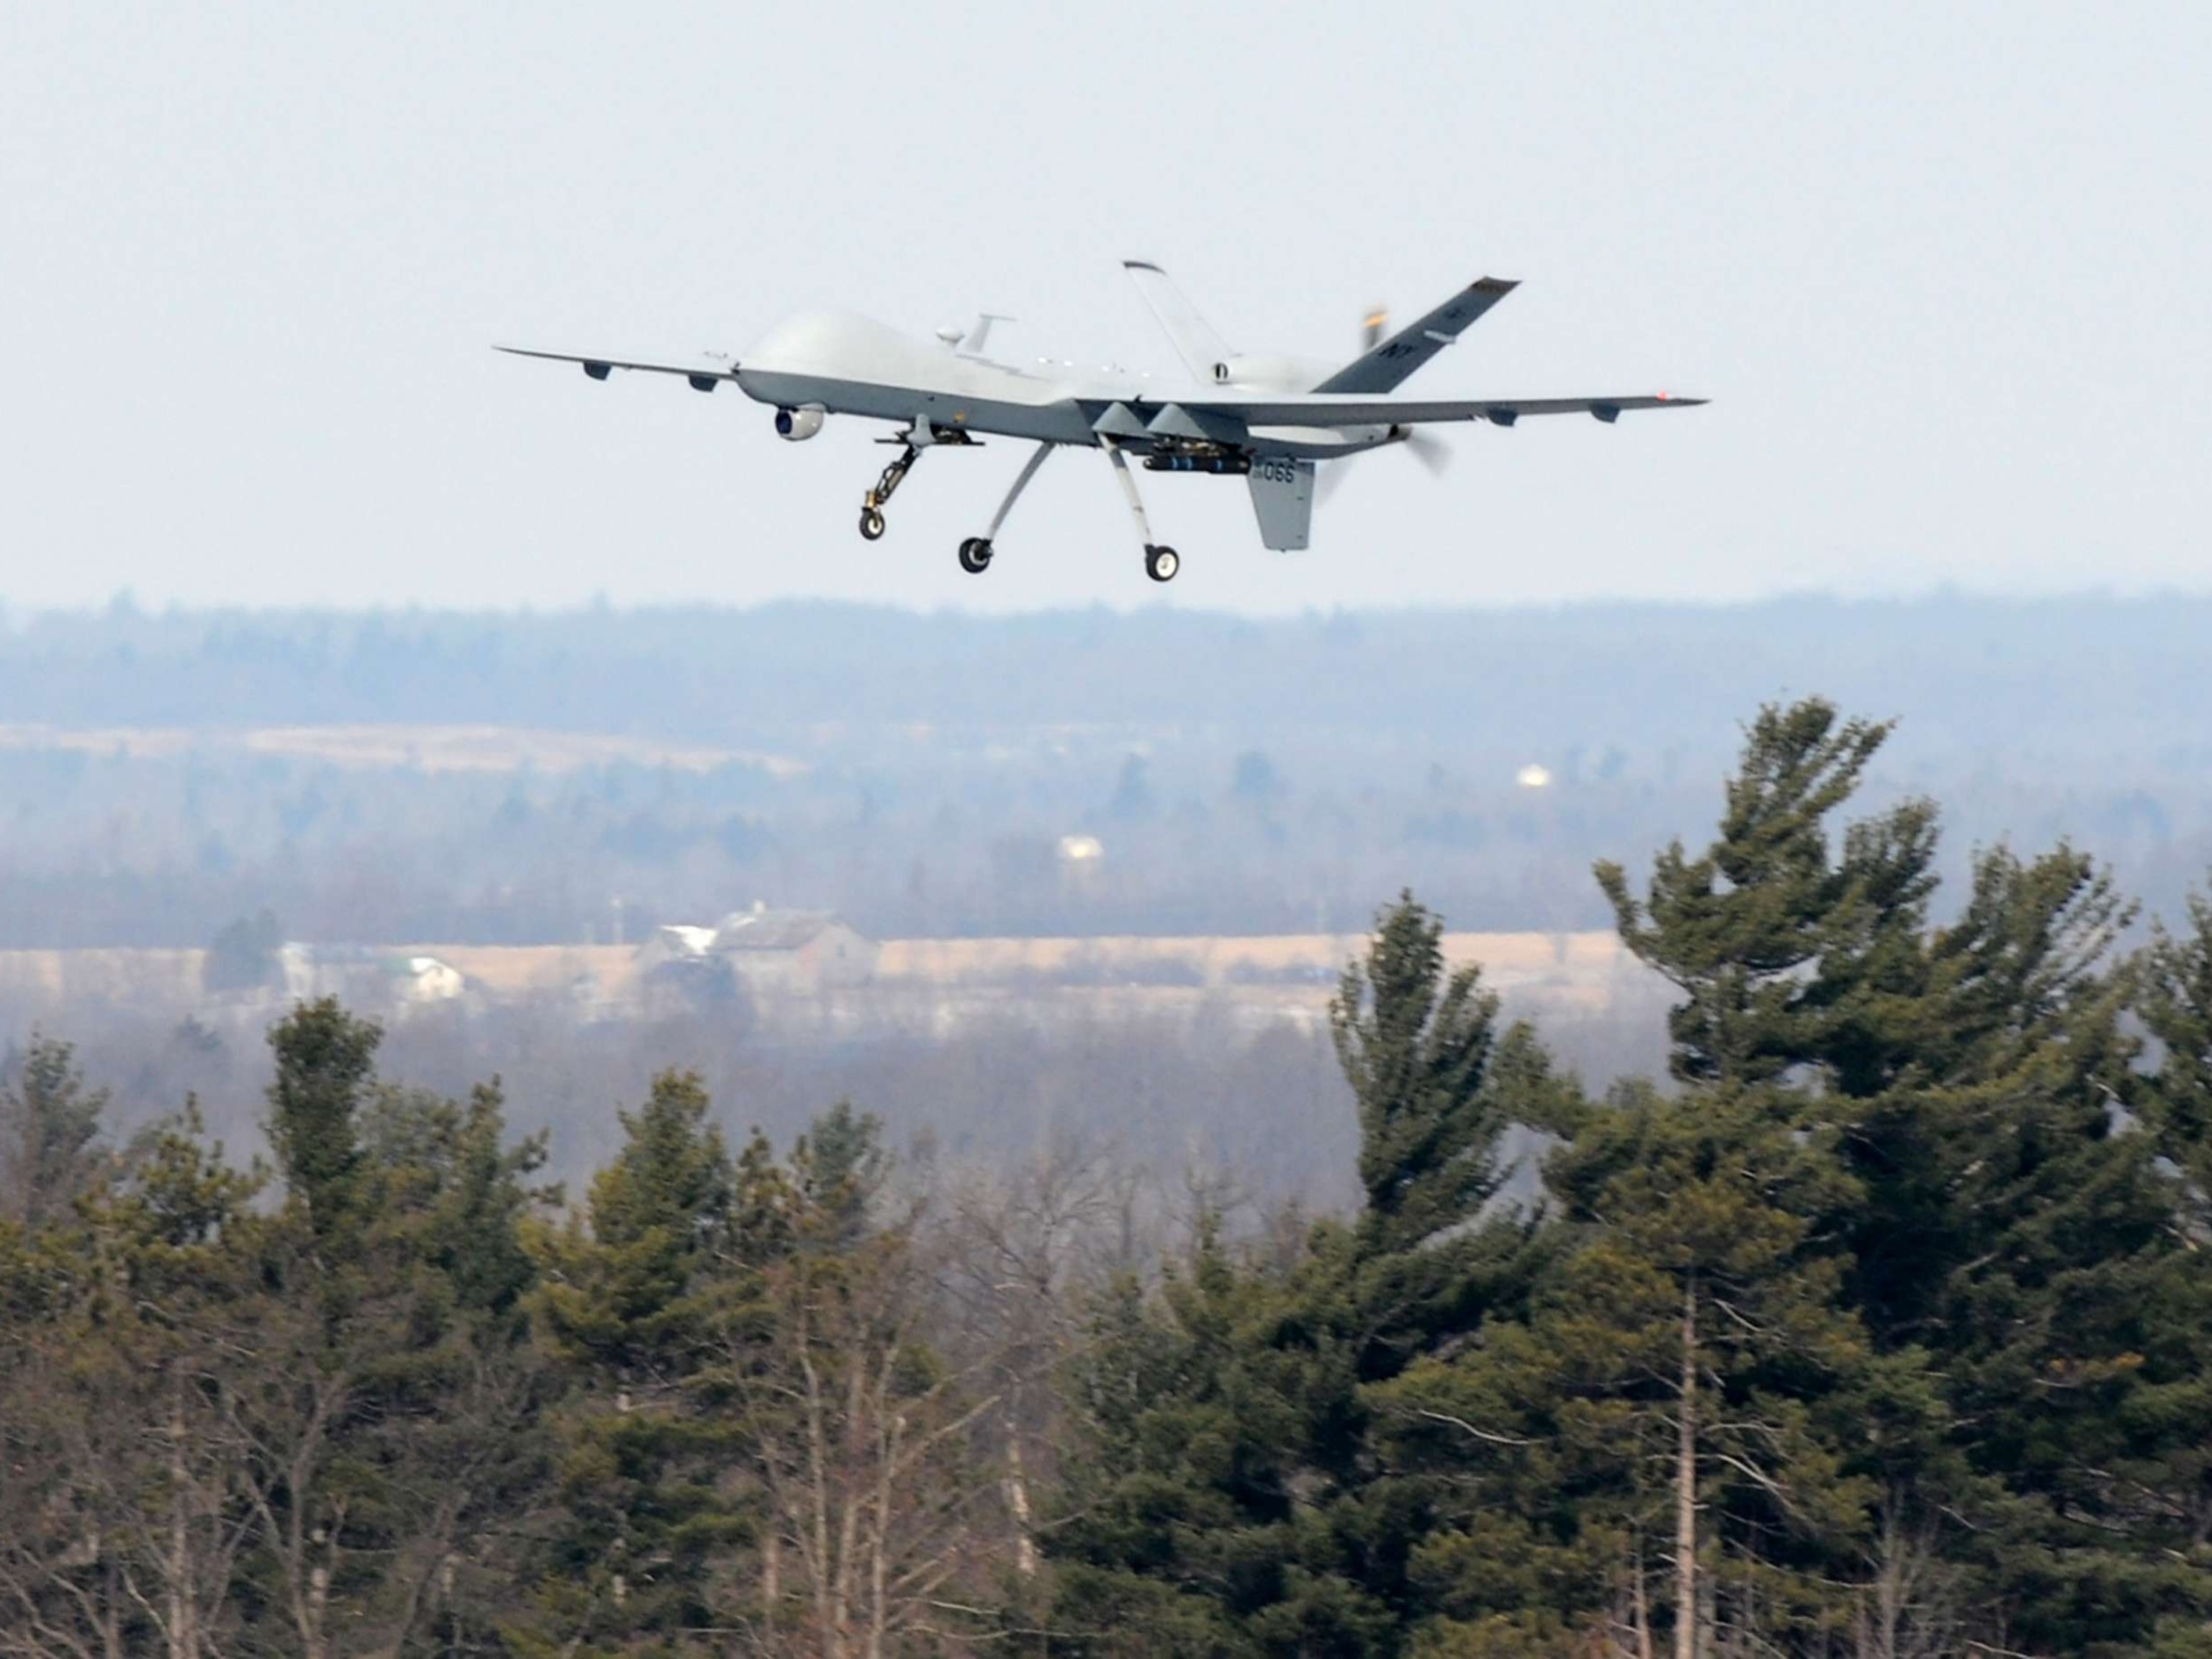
<box><xmin>0</xmin><ymin>596</ymin><xmax>2204</xmax><ymax>948</ymax></box>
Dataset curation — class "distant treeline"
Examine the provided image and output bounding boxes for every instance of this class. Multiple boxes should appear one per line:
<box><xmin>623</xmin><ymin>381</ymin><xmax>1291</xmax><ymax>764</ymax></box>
<box><xmin>4</xmin><ymin>698</ymin><xmax>2210</xmax><ymax>1655</ymax></box>
<box><xmin>1</xmin><ymin>596</ymin><xmax>2209</xmax><ymax>946</ymax></box>
<box><xmin>3</xmin><ymin>593</ymin><xmax>2210</xmax><ymax>749</ymax></box>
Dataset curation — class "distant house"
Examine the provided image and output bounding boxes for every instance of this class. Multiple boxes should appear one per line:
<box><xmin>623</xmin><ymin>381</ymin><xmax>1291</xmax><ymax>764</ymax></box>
<box><xmin>626</xmin><ymin>906</ymin><xmax>878</xmax><ymax>1003</ymax></box>
<box><xmin>632</xmin><ymin>925</ymin><xmax>719</xmax><ymax>975</ymax></box>
<box><xmin>271</xmin><ymin>944</ymin><xmax>467</xmax><ymax>1012</ymax></box>
<box><xmin>709</xmin><ymin>904</ymin><xmax>878</xmax><ymax>992</ymax></box>
<box><xmin>633</xmin><ymin>924</ymin><xmax>737</xmax><ymax>1015</ymax></box>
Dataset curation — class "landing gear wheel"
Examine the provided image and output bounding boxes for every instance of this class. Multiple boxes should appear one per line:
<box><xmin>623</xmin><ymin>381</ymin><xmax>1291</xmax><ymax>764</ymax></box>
<box><xmin>1143</xmin><ymin>544</ymin><xmax>1180</xmax><ymax>583</ymax></box>
<box><xmin>859</xmin><ymin>508</ymin><xmax>886</xmax><ymax>541</ymax></box>
<box><xmin>958</xmin><ymin>536</ymin><xmax>994</xmax><ymax>575</ymax></box>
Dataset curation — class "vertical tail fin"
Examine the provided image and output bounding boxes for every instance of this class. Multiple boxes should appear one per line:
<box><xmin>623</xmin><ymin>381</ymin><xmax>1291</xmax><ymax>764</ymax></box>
<box><xmin>1123</xmin><ymin>261</ymin><xmax>1234</xmax><ymax>382</ymax></box>
<box><xmin>1246</xmin><ymin>456</ymin><xmax>1316</xmax><ymax>552</ymax></box>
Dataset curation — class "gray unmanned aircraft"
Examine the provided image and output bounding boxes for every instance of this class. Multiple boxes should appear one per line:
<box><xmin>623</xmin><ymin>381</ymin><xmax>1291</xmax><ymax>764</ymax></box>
<box><xmin>498</xmin><ymin>261</ymin><xmax>1704</xmax><ymax>583</ymax></box>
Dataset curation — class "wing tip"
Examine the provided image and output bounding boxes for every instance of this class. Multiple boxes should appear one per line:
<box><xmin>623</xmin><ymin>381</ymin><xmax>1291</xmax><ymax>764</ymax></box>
<box><xmin>1123</xmin><ymin>258</ymin><xmax>1164</xmax><ymax>273</ymax></box>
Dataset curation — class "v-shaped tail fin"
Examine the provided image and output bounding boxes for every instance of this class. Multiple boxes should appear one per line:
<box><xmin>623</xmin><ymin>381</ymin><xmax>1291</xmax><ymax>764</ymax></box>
<box><xmin>1312</xmin><ymin>276</ymin><xmax>1518</xmax><ymax>394</ymax></box>
<box><xmin>1123</xmin><ymin>260</ymin><xmax>1234</xmax><ymax>382</ymax></box>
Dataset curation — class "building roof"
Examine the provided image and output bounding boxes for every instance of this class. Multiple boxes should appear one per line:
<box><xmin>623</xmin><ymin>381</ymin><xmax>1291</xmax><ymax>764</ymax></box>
<box><xmin>711</xmin><ymin>908</ymin><xmax>856</xmax><ymax>953</ymax></box>
<box><xmin>647</xmin><ymin>925</ymin><xmax>718</xmax><ymax>959</ymax></box>
<box><xmin>280</xmin><ymin>942</ymin><xmax>459</xmax><ymax>979</ymax></box>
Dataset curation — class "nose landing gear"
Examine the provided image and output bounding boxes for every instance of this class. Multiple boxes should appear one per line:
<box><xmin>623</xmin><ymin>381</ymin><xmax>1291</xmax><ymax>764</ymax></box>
<box><xmin>858</xmin><ymin>442</ymin><xmax>919</xmax><ymax>541</ymax></box>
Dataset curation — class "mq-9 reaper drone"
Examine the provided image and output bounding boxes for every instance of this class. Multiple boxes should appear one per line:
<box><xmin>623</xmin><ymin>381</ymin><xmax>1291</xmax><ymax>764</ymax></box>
<box><xmin>500</xmin><ymin>261</ymin><xmax>1704</xmax><ymax>583</ymax></box>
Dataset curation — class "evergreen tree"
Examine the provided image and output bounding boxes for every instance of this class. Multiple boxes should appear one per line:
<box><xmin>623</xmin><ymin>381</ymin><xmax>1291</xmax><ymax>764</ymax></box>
<box><xmin>228</xmin><ymin>1002</ymin><xmax>557</xmax><ymax>1658</ymax></box>
<box><xmin>1375</xmin><ymin>1082</ymin><xmax>1921</xmax><ymax>1655</ymax></box>
<box><xmin>264</xmin><ymin>997</ymin><xmax>379</xmax><ymax>1240</ymax></box>
<box><xmin>0</xmin><ymin>1033</ymin><xmax>109</xmax><ymax>1226</ymax></box>
<box><xmin>521</xmin><ymin>1070</ymin><xmax>765</xmax><ymax>1655</ymax></box>
<box><xmin>0</xmin><ymin>1102</ymin><xmax>264</xmax><ymax>1659</ymax></box>
<box><xmin>1597</xmin><ymin>697</ymin><xmax>2212</xmax><ymax>1651</ymax></box>
<box><xmin>2141</xmin><ymin>884</ymin><xmax>2212</xmax><ymax>1214</ymax></box>
<box><xmin>1333</xmin><ymin>892</ymin><xmax>1509</xmax><ymax>1251</ymax></box>
<box><xmin>1595</xmin><ymin>698</ymin><xmax>1939</xmax><ymax>1094</ymax></box>
<box><xmin>792</xmin><ymin>1099</ymin><xmax>886</xmax><ymax>1254</ymax></box>
<box><xmin>1052</xmin><ymin>894</ymin><xmax>1574</xmax><ymax>1655</ymax></box>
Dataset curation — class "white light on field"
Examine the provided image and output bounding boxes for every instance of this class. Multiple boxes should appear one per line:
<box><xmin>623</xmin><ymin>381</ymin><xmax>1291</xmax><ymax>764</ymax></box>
<box><xmin>1515</xmin><ymin>764</ymin><xmax>1554</xmax><ymax>789</ymax></box>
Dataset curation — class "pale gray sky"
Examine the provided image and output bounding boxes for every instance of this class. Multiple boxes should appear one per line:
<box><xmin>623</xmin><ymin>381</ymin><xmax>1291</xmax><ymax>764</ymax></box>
<box><xmin>4</xmin><ymin>1</ymin><xmax>2208</xmax><ymax>615</ymax></box>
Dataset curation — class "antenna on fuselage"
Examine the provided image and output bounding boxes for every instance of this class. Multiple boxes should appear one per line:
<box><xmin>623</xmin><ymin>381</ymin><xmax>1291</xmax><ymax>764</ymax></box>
<box><xmin>962</xmin><ymin>313</ymin><xmax>1015</xmax><ymax>358</ymax></box>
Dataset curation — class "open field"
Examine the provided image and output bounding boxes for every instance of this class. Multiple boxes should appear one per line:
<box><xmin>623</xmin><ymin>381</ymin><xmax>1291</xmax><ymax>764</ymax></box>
<box><xmin>0</xmin><ymin>721</ymin><xmax>806</xmax><ymax>777</ymax></box>
<box><xmin>0</xmin><ymin>930</ymin><xmax>1645</xmax><ymax>1015</ymax></box>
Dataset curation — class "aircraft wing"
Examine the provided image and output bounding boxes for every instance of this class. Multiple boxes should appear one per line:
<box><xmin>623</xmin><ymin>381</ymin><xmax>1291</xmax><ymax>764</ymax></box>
<box><xmin>1177</xmin><ymin>392</ymin><xmax>1707</xmax><ymax>428</ymax></box>
<box><xmin>495</xmin><ymin>345</ymin><xmax>739</xmax><ymax>389</ymax></box>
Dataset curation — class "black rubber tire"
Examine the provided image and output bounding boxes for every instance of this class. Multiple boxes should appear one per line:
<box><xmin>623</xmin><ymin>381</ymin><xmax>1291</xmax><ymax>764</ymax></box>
<box><xmin>958</xmin><ymin>537</ymin><xmax>994</xmax><ymax>575</ymax></box>
<box><xmin>1144</xmin><ymin>544</ymin><xmax>1180</xmax><ymax>583</ymax></box>
<box><xmin>859</xmin><ymin>508</ymin><xmax>886</xmax><ymax>541</ymax></box>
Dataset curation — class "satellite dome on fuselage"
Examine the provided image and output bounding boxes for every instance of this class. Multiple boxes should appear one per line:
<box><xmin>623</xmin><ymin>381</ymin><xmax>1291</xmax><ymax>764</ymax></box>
<box><xmin>744</xmin><ymin>311</ymin><xmax>920</xmax><ymax>380</ymax></box>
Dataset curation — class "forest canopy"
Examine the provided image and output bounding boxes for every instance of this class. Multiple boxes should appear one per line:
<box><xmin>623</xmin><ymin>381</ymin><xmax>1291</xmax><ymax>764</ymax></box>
<box><xmin>3</xmin><ymin>698</ymin><xmax>2209</xmax><ymax>1657</ymax></box>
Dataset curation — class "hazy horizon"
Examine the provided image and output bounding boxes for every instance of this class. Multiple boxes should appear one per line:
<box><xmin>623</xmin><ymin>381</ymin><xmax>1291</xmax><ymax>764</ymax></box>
<box><xmin>6</xmin><ymin>581</ymin><xmax>2207</xmax><ymax>627</ymax></box>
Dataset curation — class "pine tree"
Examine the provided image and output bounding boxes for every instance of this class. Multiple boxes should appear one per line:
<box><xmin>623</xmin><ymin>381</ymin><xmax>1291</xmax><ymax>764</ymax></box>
<box><xmin>1332</xmin><ymin>891</ymin><xmax>1511</xmax><ymax>1252</ymax></box>
<box><xmin>264</xmin><ymin>997</ymin><xmax>379</xmax><ymax>1241</ymax></box>
<box><xmin>1594</xmin><ymin>698</ymin><xmax>2212</xmax><ymax>1650</ymax></box>
<box><xmin>0</xmin><ymin>1033</ymin><xmax>110</xmax><ymax>1226</ymax></box>
<box><xmin>791</xmin><ymin>1099</ymin><xmax>886</xmax><ymax>1254</ymax></box>
<box><xmin>0</xmin><ymin>1102</ymin><xmax>263</xmax><ymax>1659</ymax></box>
<box><xmin>521</xmin><ymin>1070</ymin><xmax>767</xmax><ymax>1655</ymax></box>
<box><xmin>230</xmin><ymin>1002</ymin><xmax>558</xmax><ymax>1658</ymax></box>
<box><xmin>2141</xmin><ymin>883</ymin><xmax>2212</xmax><ymax>1215</ymax></box>
<box><xmin>1051</xmin><ymin>1222</ymin><xmax>1346</xmax><ymax>1658</ymax></box>
<box><xmin>1594</xmin><ymin>698</ymin><xmax>1939</xmax><ymax>1094</ymax></box>
<box><xmin>1051</xmin><ymin>894</ymin><xmax>1573</xmax><ymax>1655</ymax></box>
<box><xmin>1377</xmin><ymin>1082</ymin><xmax>1909</xmax><ymax>1655</ymax></box>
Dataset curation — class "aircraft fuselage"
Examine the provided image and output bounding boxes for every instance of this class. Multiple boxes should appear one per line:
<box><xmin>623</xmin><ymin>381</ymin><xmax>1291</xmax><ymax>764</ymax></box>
<box><xmin>734</xmin><ymin>311</ymin><xmax>1397</xmax><ymax>459</ymax></box>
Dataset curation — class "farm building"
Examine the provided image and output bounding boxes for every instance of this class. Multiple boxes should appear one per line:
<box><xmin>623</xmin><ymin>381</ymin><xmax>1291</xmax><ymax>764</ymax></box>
<box><xmin>271</xmin><ymin>944</ymin><xmax>467</xmax><ymax>1012</ymax></box>
<box><xmin>709</xmin><ymin>905</ymin><xmax>878</xmax><ymax>991</ymax></box>
<box><xmin>631</xmin><ymin>905</ymin><xmax>878</xmax><ymax>1002</ymax></box>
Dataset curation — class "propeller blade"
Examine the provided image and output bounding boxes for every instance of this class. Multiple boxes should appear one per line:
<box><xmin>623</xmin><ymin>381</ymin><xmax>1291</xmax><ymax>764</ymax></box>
<box><xmin>1362</xmin><ymin>305</ymin><xmax>1388</xmax><ymax>351</ymax></box>
<box><xmin>1318</xmin><ymin>428</ymin><xmax>1449</xmax><ymax>503</ymax></box>
<box><xmin>1404</xmin><ymin>429</ymin><xmax>1452</xmax><ymax>476</ymax></box>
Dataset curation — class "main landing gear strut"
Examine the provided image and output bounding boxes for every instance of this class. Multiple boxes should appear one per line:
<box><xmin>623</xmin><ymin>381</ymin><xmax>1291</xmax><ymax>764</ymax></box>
<box><xmin>958</xmin><ymin>441</ymin><xmax>1054</xmax><ymax>575</ymax></box>
<box><xmin>1104</xmin><ymin>440</ymin><xmax>1179</xmax><ymax>582</ymax></box>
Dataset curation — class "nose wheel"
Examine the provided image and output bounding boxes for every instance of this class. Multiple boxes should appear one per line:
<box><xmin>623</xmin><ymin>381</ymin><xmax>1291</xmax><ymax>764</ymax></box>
<box><xmin>958</xmin><ymin>536</ymin><xmax>994</xmax><ymax>575</ymax></box>
<box><xmin>1144</xmin><ymin>544</ymin><xmax>1180</xmax><ymax>583</ymax></box>
<box><xmin>857</xmin><ymin>443</ymin><xmax>920</xmax><ymax>541</ymax></box>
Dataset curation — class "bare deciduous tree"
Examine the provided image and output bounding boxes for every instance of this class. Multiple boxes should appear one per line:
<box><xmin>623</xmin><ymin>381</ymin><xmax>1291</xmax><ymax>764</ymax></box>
<box><xmin>729</xmin><ymin>1225</ymin><xmax>1003</xmax><ymax>1658</ymax></box>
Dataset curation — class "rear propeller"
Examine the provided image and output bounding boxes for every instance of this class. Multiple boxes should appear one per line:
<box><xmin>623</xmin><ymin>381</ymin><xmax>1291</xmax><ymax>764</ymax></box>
<box><xmin>1319</xmin><ymin>303</ymin><xmax>1451</xmax><ymax>502</ymax></box>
